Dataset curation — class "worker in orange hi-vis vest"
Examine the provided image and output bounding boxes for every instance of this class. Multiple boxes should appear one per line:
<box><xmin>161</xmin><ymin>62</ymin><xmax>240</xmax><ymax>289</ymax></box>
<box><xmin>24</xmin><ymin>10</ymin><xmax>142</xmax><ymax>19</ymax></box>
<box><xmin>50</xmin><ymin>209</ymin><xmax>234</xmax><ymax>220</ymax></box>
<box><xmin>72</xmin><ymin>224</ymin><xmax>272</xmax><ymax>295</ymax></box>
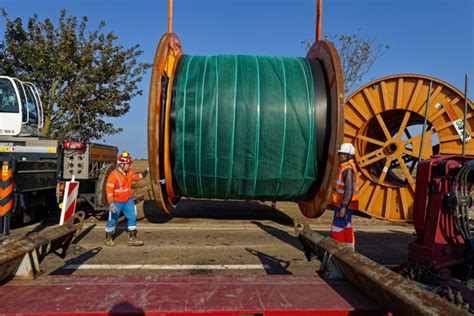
<box><xmin>330</xmin><ymin>143</ymin><xmax>360</xmax><ymax>250</ymax></box>
<box><xmin>104</xmin><ymin>151</ymin><xmax>149</xmax><ymax>247</ymax></box>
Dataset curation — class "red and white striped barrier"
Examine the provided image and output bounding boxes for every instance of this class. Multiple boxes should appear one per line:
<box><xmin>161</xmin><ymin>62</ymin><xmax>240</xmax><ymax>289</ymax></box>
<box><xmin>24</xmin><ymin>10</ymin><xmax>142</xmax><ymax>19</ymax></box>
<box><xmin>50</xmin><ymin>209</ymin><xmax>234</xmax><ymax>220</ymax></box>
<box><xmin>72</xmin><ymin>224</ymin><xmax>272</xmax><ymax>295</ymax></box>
<box><xmin>59</xmin><ymin>176</ymin><xmax>80</xmax><ymax>225</ymax></box>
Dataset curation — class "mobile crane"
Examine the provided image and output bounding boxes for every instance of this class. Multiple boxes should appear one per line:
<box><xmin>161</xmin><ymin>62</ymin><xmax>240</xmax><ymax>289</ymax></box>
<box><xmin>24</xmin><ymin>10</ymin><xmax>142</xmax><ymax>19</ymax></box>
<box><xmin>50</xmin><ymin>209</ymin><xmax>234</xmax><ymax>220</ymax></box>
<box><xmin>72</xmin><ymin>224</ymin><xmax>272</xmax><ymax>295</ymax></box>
<box><xmin>0</xmin><ymin>75</ymin><xmax>117</xmax><ymax>231</ymax></box>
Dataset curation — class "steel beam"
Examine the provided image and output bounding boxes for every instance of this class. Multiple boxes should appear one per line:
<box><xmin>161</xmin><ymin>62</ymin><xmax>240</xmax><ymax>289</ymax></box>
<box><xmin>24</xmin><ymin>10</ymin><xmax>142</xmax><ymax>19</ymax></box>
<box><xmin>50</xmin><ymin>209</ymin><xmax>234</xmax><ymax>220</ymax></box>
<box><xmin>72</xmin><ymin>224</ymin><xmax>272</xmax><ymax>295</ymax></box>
<box><xmin>0</xmin><ymin>211</ymin><xmax>84</xmax><ymax>283</ymax></box>
<box><xmin>294</xmin><ymin>217</ymin><xmax>469</xmax><ymax>315</ymax></box>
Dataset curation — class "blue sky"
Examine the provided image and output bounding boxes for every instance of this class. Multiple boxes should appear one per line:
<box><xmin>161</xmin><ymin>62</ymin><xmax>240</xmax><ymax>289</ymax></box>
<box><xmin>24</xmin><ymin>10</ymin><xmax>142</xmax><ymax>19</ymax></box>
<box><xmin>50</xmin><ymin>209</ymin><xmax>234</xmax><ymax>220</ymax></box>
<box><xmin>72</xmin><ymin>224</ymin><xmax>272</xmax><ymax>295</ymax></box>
<box><xmin>1</xmin><ymin>0</ymin><xmax>473</xmax><ymax>158</ymax></box>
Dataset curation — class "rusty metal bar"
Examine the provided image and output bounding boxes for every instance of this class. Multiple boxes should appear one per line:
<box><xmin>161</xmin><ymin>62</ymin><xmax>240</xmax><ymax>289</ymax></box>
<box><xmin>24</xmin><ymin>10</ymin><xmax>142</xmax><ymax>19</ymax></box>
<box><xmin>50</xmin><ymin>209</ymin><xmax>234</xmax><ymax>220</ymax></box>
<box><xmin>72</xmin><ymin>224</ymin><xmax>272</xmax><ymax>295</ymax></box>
<box><xmin>316</xmin><ymin>0</ymin><xmax>322</xmax><ymax>41</ymax></box>
<box><xmin>462</xmin><ymin>74</ymin><xmax>468</xmax><ymax>156</ymax></box>
<box><xmin>168</xmin><ymin>0</ymin><xmax>173</xmax><ymax>33</ymax></box>
<box><xmin>0</xmin><ymin>211</ymin><xmax>84</xmax><ymax>283</ymax></box>
<box><xmin>419</xmin><ymin>80</ymin><xmax>432</xmax><ymax>163</ymax></box>
<box><xmin>293</xmin><ymin>217</ymin><xmax>469</xmax><ymax>316</ymax></box>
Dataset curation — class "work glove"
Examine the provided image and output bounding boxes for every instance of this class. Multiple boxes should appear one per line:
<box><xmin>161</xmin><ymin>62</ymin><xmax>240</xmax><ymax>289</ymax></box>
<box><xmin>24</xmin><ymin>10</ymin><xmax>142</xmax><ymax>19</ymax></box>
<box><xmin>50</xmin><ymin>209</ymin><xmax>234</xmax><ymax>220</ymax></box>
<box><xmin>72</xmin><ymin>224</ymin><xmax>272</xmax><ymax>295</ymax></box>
<box><xmin>142</xmin><ymin>167</ymin><xmax>149</xmax><ymax>178</ymax></box>
<box><xmin>109</xmin><ymin>203</ymin><xmax>117</xmax><ymax>214</ymax></box>
<box><xmin>339</xmin><ymin>206</ymin><xmax>347</xmax><ymax>218</ymax></box>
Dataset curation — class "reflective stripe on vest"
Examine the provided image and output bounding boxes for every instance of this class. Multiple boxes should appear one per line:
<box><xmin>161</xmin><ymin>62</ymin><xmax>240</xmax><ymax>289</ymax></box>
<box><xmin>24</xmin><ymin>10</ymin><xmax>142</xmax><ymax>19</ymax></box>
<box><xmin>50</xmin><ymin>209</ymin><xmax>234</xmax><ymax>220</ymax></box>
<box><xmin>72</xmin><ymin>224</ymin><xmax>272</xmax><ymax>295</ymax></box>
<box><xmin>113</xmin><ymin>170</ymin><xmax>123</xmax><ymax>189</ymax></box>
<box><xmin>331</xmin><ymin>160</ymin><xmax>360</xmax><ymax>208</ymax></box>
<box><xmin>114</xmin><ymin>187</ymin><xmax>131</xmax><ymax>193</ymax></box>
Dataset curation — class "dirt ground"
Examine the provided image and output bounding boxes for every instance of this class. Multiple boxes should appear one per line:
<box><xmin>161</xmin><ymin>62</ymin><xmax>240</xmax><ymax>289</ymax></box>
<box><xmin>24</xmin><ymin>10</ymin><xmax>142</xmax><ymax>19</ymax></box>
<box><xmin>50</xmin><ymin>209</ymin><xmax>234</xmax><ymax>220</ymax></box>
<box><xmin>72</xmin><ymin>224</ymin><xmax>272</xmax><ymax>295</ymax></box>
<box><xmin>7</xmin><ymin>160</ymin><xmax>416</xmax><ymax>279</ymax></box>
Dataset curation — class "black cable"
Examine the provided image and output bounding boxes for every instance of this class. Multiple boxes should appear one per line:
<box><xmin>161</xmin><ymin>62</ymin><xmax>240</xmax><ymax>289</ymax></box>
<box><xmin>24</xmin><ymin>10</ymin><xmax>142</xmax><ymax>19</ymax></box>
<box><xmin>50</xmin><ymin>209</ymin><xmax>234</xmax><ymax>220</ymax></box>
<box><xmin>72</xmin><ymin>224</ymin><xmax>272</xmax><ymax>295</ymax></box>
<box><xmin>461</xmin><ymin>165</ymin><xmax>471</xmax><ymax>237</ymax></box>
<box><xmin>452</xmin><ymin>174</ymin><xmax>464</xmax><ymax>239</ymax></box>
<box><xmin>461</xmin><ymin>164</ymin><xmax>473</xmax><ymax>238</ymax></box>
<box><xmin>458</xmin><ymin>165</ymin><xmax>468</xmax><ymax>239</ymax></box>
<box><xmin>454</xmin><ymin>164</ymin><xmax>469</xmax><ymax>240</ymax></box>
<box><xmin>157</xmin><ymin>72</ymin><xmax>176</xmax><ymax>211</ymax></box>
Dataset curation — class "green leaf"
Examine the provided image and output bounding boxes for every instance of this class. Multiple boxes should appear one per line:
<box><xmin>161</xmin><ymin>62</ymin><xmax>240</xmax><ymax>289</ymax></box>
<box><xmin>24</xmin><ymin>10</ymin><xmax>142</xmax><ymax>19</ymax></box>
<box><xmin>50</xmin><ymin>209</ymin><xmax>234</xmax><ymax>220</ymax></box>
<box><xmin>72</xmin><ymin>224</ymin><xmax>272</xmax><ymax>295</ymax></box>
<box><xmin>0</xmin><ymin>9</ymin><xmax>151</xmax><ymax>141</ymax></box>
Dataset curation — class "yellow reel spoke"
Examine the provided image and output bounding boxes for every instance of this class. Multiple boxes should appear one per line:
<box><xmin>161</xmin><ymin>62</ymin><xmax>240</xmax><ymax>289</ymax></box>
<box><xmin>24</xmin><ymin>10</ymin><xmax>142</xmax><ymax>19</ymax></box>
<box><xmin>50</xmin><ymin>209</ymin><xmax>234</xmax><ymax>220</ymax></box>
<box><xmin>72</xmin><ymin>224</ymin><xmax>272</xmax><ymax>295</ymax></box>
<box><xmin>375</xmin><ymin>114</ymin><xmax>392</xmax><ymax>141</ymax></box>
<box><xmin>358</xmin><ymin>147</ymin><xmax>385</xmax><ymax>167</ymax></box>
<box><xmin>356</xmin><ymin>135</ymin><xmax>385</xmax><ymax>147</ymax></box>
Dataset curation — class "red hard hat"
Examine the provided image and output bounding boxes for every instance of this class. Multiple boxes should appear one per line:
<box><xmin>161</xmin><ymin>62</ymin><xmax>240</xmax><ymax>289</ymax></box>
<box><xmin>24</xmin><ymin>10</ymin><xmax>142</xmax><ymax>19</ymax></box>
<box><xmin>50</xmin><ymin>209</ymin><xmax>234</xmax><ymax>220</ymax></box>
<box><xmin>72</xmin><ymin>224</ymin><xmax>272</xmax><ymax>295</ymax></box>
<box><xmin>117</xmin><ymin>151</ymin><xmax>132</xmax><ymax>164</ymax></box>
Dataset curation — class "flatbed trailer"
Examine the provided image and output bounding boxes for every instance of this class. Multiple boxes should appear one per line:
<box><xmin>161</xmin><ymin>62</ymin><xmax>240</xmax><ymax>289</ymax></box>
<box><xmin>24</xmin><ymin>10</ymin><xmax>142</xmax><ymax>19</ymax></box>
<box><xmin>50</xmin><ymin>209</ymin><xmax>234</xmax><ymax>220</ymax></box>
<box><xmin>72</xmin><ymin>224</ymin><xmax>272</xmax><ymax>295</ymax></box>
<box><xmin>0</xmin><ymin>214</ymin><xmax>467</xmax><ymax>316</ymax></box>
<box><xmin>0</xmin><ymin>275</ymin><xmax>383</xmax><ymax>315</ymax></box>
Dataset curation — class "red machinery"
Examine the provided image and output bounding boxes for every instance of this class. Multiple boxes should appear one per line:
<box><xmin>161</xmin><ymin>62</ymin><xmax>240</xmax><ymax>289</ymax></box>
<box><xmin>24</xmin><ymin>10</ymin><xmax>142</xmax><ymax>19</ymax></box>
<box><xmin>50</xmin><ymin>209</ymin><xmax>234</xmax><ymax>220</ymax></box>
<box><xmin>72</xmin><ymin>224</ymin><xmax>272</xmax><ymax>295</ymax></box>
<box><xmin>404</xmin><ymin>155</ymin><xmax>474</xmax><ymax>310</ymax></box>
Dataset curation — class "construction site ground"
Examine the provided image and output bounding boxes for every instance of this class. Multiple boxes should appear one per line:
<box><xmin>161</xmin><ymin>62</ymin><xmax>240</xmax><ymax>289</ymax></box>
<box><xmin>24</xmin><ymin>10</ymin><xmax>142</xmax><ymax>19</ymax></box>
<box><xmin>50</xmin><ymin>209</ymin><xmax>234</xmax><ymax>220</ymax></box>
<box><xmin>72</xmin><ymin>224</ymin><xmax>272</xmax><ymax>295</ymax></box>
<box><xmin>10</xmin><ymin>160</ymin><xmax>415</xmax><ymax>277</ymax></box>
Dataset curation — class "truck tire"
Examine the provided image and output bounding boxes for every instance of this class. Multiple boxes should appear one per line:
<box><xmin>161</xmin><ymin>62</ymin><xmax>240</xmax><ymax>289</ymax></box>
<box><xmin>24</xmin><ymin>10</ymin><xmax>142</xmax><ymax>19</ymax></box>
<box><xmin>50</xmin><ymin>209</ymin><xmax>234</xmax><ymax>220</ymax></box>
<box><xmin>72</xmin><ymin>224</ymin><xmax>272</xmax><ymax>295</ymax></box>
<box><xmin>96</xmin><ymin>163</ymin><xmax>116</xmax><ymax>210</ymax></box>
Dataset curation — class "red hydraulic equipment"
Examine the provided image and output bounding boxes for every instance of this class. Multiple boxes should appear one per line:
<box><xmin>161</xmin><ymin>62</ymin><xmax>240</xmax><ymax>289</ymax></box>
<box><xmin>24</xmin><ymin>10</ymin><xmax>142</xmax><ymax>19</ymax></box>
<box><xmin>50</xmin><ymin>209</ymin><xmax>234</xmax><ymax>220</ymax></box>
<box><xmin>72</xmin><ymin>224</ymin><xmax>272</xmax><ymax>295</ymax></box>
<box><xmin>405</xmin><ymin>155</ymin><xmax>474</xmax><ymax>309</ymax></box>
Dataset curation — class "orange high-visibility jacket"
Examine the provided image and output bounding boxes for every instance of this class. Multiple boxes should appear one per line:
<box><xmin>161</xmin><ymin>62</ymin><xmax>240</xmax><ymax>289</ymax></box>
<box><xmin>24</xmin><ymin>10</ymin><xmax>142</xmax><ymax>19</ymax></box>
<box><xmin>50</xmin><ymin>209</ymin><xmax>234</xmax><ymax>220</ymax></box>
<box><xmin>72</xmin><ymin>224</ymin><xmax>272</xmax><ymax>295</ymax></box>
<box><xmin>331</xmin><ymin>160</ymin><xmax>360</xmax><ymax>210</ymax></box>
<box><xmin>106</xmin><ymin>168</ymin><xmax>143</xmax><ymax>203</ymax></box>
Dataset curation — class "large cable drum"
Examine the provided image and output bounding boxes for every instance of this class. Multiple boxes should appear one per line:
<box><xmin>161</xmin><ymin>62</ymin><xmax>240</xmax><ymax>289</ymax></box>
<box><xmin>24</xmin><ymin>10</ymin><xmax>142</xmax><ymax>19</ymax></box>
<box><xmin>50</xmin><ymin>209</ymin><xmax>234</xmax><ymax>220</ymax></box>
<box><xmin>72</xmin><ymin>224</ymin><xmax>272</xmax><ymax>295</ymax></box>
<box><xmin>174</xmin><ymin>55</ymin><xmax>320</xmax><ymax>201</ymax></box>
<box><xmin>345</xmin><ymin>74</ymin><xmax>473</xmax><ymax>222</ymax></box>
<box><xmin>148</xmin><ymin>33</ymin><xmax>345</xmax><ymax>217</ymax></box>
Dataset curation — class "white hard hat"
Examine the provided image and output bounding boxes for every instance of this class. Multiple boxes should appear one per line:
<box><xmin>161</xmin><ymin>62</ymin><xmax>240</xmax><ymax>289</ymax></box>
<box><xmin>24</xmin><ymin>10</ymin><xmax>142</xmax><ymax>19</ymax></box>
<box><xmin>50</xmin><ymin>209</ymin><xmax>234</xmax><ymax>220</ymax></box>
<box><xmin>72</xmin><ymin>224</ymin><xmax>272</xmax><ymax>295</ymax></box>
<box><xmin>337</xmin><ymin>143</ymin><xmax>355</xmax><ymax>155</ymax></box>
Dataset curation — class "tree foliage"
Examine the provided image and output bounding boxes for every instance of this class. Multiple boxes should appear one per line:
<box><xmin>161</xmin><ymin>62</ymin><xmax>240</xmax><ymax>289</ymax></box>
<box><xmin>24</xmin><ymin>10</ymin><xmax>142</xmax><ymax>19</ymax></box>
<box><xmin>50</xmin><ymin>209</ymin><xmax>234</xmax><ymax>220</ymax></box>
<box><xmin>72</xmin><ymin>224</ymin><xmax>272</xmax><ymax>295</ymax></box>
<box><xmin>303</xmin><ymin>32</ymin><xmax>389</xmax><ymax>94</ymax></box>
<box><xmin>0</xmin><ymin>9</ymin><xmax>150</xmax><ymax>141</ymax></box>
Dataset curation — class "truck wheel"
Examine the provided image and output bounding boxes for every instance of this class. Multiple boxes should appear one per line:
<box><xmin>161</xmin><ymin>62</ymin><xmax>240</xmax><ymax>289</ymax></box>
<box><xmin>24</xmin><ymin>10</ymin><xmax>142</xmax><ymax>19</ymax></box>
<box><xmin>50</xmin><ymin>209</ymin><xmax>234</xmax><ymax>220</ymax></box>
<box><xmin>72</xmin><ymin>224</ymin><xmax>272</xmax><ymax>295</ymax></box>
<box><xmin>96</xmin><ymin>163</ymin><xmax>116</xmax><ymax>210</ymax></box>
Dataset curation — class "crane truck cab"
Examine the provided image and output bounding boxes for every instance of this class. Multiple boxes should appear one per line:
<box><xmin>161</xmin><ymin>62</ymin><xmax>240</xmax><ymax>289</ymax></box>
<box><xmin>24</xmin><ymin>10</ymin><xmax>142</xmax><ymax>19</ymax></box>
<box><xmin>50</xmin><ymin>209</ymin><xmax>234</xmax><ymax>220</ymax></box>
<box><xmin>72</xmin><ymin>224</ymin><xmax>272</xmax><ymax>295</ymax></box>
<box><xmin>0</xmin><ymin>76</ymin><xmax>117</xmax><ymax>228</ymax></box>
<box><xmin>0</xmin><ymin>76</ymin><xmax>43</xmax><ymax>137</ymax></box>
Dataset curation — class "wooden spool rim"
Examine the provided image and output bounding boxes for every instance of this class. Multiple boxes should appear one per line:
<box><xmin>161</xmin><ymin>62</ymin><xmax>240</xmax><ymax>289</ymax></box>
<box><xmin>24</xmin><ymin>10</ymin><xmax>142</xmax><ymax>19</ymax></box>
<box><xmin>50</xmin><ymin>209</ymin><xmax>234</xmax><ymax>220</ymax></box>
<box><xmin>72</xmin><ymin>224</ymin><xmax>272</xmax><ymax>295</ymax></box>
<box><xmin>298</xmin><ymin>40</ymin><xmax>345</xmax><ymax>218</ymax></box>
<box><xmin>147</xmin><ymin>33</ymin><xmax>183</xmax><ymax>213</ymax></box>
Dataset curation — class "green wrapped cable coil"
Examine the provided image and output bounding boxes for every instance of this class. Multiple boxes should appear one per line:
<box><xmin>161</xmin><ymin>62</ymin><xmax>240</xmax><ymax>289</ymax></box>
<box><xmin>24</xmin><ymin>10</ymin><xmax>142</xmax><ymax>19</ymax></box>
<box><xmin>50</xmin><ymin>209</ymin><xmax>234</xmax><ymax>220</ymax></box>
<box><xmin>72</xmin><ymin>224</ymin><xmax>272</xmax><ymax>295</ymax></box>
<box><xmin>172</xmin><ymin>55</ymin><xmax>326</xmax><ymax>201</ymax></box>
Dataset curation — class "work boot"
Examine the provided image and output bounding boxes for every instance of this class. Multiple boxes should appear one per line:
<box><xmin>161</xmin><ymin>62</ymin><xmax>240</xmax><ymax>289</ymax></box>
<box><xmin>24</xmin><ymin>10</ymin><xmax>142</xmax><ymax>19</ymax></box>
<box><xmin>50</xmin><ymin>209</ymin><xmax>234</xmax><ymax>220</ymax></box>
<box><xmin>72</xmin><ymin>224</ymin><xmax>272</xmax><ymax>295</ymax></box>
<box><xmin>104</xmin><ymin>230</ymin><xmax>115</xmax><ymax>247</ymax></box>
<box><xmin>127</xmin><ymin>229</ymin><xmax>144</xmax><ymax>247</ymax></box>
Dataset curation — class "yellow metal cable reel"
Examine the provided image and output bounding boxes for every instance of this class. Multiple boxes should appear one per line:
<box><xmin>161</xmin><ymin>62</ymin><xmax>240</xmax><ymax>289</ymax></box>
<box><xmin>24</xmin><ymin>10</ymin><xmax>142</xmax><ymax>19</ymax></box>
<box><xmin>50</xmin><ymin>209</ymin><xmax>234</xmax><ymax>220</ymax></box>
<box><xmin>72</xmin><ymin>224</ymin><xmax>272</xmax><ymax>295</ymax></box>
<box><xmin>345</xmin><ymin>74</ymin><xmax>473</xmax><ymax>222</ymax></box>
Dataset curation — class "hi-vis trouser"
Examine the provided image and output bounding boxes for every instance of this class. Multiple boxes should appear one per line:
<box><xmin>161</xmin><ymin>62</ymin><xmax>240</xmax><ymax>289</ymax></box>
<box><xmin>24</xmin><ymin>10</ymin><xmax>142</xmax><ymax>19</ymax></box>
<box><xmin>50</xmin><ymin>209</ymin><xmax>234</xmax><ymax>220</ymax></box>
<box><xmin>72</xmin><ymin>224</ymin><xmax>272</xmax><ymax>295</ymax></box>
<box><xmin>331</xmin><ymin>207</ymin><xmax>355</xmax><ymax>249</ymax></box>
<box><xmin>105</xmin><ymin>199</ymin><xmax>137</xmax><ymax>232</ymax></box>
